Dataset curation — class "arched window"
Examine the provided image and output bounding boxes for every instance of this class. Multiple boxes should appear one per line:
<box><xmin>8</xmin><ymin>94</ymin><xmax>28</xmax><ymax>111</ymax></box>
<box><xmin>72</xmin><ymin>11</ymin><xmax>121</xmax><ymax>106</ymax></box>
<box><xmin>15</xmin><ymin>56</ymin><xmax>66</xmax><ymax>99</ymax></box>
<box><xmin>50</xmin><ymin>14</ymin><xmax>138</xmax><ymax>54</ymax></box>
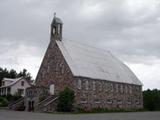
<box><xmin>52</xmin><ymin>26</ymin><xmax>56</xmax><ymax>35</ymax></box>
<box><xmin>77</xmin><ymin>79</ymin><xmax>81</xmax><ymax>89</ymax></box>
<box><xmin>120</xmin><ymin>84</ymin><xmax>123</xmax><ymax>93</ymax></box>
<box><xmin>93</xmin><ymin>81</ymin><xmax>96</xmax><ymax>91</ymax></box>
<box><xmin>57</xmin><ymin>25</ymin><xmax>61</xmax><ymax>34</ymax></box>
<box><xmin>110</xmin><ymin>83</ymin><xmax>113</xmax><ymax>92</ymax></box>
<box><xmin>99</xmin><ymin>82</ymin><xmax>102</xmax><ymax>91</ymax></box>
<box><xmin>105</xmin><ymin>82</ymin><xmax>108</xmax><ymax>92</ymax></box>
<box><xmin>129</xmin><ymin>86</ymin><xmax>132</xmax><ymax>94</ymax></box>
<box><xmin>85</xmin><ymin>80</ymin><xmax>89</xmax><ymax>90</ymax></box>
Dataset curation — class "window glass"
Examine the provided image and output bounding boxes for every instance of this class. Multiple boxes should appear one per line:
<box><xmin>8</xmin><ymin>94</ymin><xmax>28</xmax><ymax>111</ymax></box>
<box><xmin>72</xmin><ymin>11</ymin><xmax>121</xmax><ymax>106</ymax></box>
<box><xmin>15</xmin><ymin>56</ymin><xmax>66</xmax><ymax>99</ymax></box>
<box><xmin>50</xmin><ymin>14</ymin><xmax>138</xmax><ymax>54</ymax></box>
<box><xmin>21</xmin><ymin>81</ymin><xmax>24</xmax><ymax>86</ymax></box>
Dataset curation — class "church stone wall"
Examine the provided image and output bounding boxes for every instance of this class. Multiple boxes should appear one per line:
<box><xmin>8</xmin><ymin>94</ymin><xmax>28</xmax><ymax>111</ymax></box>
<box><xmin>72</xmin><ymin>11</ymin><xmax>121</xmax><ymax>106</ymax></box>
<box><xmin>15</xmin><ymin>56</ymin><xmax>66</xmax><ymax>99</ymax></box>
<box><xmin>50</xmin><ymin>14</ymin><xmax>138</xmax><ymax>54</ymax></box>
<box><xmin>35</xmin><ymin>40</ymin><xmax>75</xmax><ymax>95</ymax></box>
<box><xmin>74</xmin><ymin>77</ymin><xmax>143</xmax><ymax>110</ymax></box>
<box><xmin>34</xmin><ymin>40</ymin><xmax>143</xmax><ymax>111</ymax></box>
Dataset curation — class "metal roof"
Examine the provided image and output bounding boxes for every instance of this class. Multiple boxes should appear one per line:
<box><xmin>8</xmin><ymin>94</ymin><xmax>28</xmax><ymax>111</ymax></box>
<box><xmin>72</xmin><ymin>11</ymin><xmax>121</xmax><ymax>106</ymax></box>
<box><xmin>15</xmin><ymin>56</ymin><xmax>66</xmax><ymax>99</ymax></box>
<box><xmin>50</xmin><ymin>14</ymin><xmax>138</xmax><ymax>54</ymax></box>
<box><xmin>56</xmin><ymin>40</ymin><xmax>142</xmax><ymax>85</ymax></box>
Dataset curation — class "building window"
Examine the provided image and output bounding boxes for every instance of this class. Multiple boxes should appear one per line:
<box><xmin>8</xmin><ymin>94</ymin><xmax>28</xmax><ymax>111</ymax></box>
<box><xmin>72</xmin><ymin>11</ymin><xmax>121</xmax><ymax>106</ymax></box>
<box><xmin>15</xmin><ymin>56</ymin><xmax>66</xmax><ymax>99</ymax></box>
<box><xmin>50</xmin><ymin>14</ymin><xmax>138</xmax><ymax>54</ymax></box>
<box><xmin>120</xmin><ymin>84</ymin><xmax>123</xmax><ymax>93</ymax></box>
<box><xmin>21</xmin><ymin>81</ymin><xmax>24</xmax><ymax>86</ymax></box>
<box><xmin>57</xmin><ymin>25</ymin><xmax>61</xmax><ymax>34</ymax></box>
<box><xmin>117</xmin><ymin>100</ymin><xmax>122</xmax><ymax>104</ymax></box>
<box><xmin>52</xmin><ymin>27</ymin><xmax>56</xmax><ymax>34</ymax></box>
<box><xmin>110</xmin><ymin>83</ymin><xmax>113</xmax><ymax>92</ymax></box>
<box><xmin>99</xmin><ymin>82</ymin><xmax>102</xmax><ymax>91</ymax></box>
<box><xmin>56</xmin><ymin>63</ymin><xmax>59</xmax><ymax>71</ymax></box>
<box><xmin>85</xmin><ymin>80</ymin><xmax>89</xmax><ymax>90</ymax></box>
<box><xmin>18</xmin><ymin>89</ymin><xmax>24</xmax><ymax>95</ymax></box>
<box><xmin>107</xmin><ymin>99</ymin><xmax>112</xmax><ymax>104</ymax></box>
<box><xmin>78</xmin><ymin>79</ymin><xmax>81</xmax><ymax>89</ymax></box>
<box><xmin>94</xmin><ymin>99</ymin><xmax>101</xmax><ymax>104</ymax></box>
<box><xmin>93</xmin><ymin>81</ymin><xmax>96</xmax><ymax>91</ymax></box>
<box><xmin>127</xmin><ymin>98</ymin><xmax>131</xmax><ymax>104</ymax></box>
<box><xmin>59</xmin><ymin>63</ymin><xmax>64</xmax><ymax>74</ymax></box>
<box><xmin>105</xmin><ymin>82</ymin><xmax>108</xmax><ymax>92</ymax></box>
<box><xmin>129</xmin><ymin>86</ymin><xmax>132</xmax><ymax>94</ymax></box>
<box><xmin>7</xmin><ymin>87</ymin><xmax>11</xmax><ymax>94</ymax></box>
<box><xmin>116</xmin><ymin>84</ymin><xmax>118</xmax><ymax>93</ymax></box>
<box><xmin>135</xmin><ymin>99</ymin><xmax>140</xmax><ymax>105</ymax></box>
<box><xmin>47</xmin><ymin>66</ymin><xmax>50</xmax><ymax>73</ymax></box>
<box><xmin>125</xmin><ymin>85</ymin><xmax>128</xmax><ymax>94</ymax></box>
<box><xmin>2</xmin><ymin>81</ymin><xmax>5</xmax><ymax>86</ymax></box>
<box><xmin>80</xmin><ymin>98</ymin><xmax>87</xmax><ymax>104</ymax></box>
<box><xmin>61</xmin><ymin>65</ymin><xmax>65</xmax><ymax>74</ymax></box>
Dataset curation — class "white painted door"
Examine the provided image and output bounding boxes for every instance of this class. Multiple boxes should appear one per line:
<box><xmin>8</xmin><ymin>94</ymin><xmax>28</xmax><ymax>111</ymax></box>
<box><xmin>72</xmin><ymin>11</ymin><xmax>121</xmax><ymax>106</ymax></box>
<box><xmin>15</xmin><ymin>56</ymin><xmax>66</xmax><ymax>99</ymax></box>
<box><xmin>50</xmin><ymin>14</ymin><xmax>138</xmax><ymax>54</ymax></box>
<box><xmin>50</xmin><ymin>84</ymin><xmax>55</xmax><ymax>95</ymax></box>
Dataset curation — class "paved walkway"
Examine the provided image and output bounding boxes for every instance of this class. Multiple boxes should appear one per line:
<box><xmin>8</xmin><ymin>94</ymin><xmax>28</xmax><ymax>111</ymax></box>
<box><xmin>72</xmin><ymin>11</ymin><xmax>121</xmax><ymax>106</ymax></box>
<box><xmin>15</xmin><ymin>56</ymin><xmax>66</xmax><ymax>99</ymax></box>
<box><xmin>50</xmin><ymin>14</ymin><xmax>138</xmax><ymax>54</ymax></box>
<box><xmin>0</xmin><ymin>110</ymin><xmax>160</xmax><ymax>120</ymax></box>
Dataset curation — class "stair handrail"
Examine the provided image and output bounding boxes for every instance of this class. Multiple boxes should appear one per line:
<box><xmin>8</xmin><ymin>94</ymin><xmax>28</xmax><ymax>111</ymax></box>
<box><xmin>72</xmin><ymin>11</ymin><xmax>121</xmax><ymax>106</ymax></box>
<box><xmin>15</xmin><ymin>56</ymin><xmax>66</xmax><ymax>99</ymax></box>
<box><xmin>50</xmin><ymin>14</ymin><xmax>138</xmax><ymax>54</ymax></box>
<box><xmin>44</xmin><ymin>96</ymin><xmax>59</xmax><ymax>107</ymax></box>
<box><xmin>8</xmin><ymin>97</ymin><xmax>24</xmax><ymax>108</ymax></box>
<box><xmin>36</xmin><ymin>95</ymin><xmax>54</xmax><ymax>106</ymax></box>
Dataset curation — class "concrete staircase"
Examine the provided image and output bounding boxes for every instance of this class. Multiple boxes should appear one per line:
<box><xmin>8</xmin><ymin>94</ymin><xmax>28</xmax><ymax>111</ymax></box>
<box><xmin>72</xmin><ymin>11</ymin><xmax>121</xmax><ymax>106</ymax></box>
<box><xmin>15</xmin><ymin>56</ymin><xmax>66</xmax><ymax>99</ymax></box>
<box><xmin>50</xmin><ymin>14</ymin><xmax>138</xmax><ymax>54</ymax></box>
<box><xmin>8</xmin><ymin>97</ymin><xmax>25</xmax><ymax>111</ymax></box>
<box><xmin>35</xmin><ymin>95</ymin><xmax>58</xmax><ymax>112</ymax></box>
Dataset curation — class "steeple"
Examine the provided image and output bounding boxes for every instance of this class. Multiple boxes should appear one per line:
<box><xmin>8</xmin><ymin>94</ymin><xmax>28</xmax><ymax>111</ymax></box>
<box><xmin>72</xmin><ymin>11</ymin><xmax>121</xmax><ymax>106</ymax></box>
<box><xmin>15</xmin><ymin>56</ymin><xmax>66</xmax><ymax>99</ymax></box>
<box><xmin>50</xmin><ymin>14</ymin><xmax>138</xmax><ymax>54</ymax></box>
<box><xmin>50</xmin><ymin>13</ymin><xmax>63</xmax><ymax>41</ymax></box>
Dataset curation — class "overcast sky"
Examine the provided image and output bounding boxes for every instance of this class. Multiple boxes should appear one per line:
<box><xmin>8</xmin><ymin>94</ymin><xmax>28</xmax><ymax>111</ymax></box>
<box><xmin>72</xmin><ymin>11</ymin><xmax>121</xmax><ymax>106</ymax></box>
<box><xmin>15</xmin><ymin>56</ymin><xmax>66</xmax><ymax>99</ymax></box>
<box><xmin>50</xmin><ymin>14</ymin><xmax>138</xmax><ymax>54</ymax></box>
<box><xmin>0</xmin><ymin>0</ymin><xmax>160</xmax><ymax>90</ymax></box>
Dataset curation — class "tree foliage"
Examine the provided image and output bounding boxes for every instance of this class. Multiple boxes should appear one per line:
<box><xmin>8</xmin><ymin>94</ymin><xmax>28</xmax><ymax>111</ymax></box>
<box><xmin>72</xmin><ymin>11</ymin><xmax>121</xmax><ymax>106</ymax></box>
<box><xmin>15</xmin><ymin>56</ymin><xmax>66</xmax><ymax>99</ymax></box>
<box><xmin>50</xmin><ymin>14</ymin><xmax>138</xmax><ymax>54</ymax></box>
<box><xmin>57</xmin><ymin>87</ymin><xmax>75</xmax><ymax>112</ymax></box>
<box><xmin>0</xmin><ymin>67</ymin><xmax>32</xmax><ymax>86</ymax></box>
<box><xmin>143</xmin><ymin>89</ymin><xmax>160</xmax><ymax>111</ymax></box>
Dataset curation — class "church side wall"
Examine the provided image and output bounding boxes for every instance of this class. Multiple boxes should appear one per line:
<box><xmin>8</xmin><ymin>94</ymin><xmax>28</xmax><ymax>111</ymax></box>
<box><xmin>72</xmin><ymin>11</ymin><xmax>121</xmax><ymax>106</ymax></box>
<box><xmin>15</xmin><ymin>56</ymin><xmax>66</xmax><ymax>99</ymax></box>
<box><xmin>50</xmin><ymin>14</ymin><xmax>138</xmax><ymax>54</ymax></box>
<box><xmin>74</xmin><ymin>77</ymin><xmax>143</xmax><ymax>110</ymax></box>
<box><xmin>35</xmin><ymin>40</ymin><xmax>74</xmax><ymax>94</ymax></box>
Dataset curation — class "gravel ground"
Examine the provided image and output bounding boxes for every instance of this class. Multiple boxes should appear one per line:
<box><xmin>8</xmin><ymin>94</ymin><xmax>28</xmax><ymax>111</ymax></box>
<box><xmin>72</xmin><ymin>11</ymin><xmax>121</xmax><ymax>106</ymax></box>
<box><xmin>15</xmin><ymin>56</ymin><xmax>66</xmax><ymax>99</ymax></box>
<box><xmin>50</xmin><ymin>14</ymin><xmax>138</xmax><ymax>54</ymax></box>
<box><xmin>0</xmin><ymin>110</ymin><xmax>160</xmax><ymax>120</ymax></box>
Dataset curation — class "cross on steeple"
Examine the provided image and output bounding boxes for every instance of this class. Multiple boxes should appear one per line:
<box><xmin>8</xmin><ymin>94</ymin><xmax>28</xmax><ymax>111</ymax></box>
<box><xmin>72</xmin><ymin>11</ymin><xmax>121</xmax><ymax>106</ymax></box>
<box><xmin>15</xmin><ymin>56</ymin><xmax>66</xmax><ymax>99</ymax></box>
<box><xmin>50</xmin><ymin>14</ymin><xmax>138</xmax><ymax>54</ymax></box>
<box><xmin>54</xmin><ymin>12</ymin><xmax>56</xmax><ymax>17</ymax></box>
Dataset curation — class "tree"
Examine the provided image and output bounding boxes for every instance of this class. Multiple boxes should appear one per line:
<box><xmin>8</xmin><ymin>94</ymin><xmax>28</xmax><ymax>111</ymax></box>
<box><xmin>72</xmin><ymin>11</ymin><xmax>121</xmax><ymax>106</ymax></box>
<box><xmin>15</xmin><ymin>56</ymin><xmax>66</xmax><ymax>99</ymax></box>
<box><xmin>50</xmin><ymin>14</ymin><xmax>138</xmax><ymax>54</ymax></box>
<box><xmin>57</xmin><ymin>87</ymin><xmax>75</xmax><ymax>112</ymax></box>
<box><xmin>18</xmin><ymin>69</ymin><xmax>32</xmax><ymax>80</ymax></box>
<box><xmin>143</xmin><ymin>89</ymin><xmax>160</xmax><ymax>111</ymax></box>
<box><xmin>9</xmin><ymin>69</ymin><xmax>17</xmax><ymax>78</ymax></box>
<box><xmin>0</xmin><ymin>67</ymin><xmax>9</xmax><ymax>86</ymax></box>
<box><xmin>0</xmin><ymin>67</ymin><xmax>32</xmax><ymax>86</ymax></box>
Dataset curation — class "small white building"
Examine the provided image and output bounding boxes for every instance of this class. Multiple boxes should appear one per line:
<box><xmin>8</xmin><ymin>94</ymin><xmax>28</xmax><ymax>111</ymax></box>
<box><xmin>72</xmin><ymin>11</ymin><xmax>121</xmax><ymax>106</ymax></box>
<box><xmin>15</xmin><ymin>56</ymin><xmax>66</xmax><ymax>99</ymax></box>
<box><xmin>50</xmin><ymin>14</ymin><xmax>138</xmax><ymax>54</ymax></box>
<box><xmin>0</xmin><ymin>77</ymin><xmax>31</xmax><ymax>96</ymax></box>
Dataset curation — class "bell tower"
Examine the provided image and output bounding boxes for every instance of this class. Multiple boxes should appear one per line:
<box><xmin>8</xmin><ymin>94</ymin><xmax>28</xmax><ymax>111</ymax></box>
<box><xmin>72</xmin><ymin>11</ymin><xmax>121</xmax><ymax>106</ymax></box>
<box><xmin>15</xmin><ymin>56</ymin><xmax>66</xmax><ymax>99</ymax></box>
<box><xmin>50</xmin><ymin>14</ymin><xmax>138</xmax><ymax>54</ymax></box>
<box><xmin>50</xmin><ymin>13</ymin><xmax>63</xmax><ymax>41</ymax></box>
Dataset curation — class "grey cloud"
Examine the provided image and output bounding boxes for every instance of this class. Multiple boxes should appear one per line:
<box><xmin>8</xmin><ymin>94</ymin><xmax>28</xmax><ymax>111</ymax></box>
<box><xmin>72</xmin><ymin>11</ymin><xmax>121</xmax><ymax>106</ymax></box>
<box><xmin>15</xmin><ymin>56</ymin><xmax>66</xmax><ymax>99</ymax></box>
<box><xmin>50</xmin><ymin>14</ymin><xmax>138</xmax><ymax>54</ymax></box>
<box><xmin>0</xmin><ymin>0</ymin><xmax>160</xmax><ymax>89</ymax></box>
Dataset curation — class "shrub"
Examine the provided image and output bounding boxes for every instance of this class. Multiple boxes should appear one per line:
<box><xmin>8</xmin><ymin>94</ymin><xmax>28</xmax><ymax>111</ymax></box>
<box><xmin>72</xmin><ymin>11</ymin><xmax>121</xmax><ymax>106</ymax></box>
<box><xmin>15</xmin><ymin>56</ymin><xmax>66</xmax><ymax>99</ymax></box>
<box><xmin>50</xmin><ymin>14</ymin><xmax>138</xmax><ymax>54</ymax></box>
<box><xmin>0</xmin><ymin>94</ymin><xmax>22</xmax><ymax>104</ymax></box>
<box><xmin>11</xmin><ymin>93</ymin><xmax>22</xmax><ymax>102</ymax></box>
<box><xmin>0</xmin><ymin>97</ymin><xmax>9</xmax><ymax>107</ymax></box>
<box><xmin>57</xmin><ymin>87</ymin><xmax>75</xmax><ymax>112</ymax></box>
<box><xmin>5</xmin><ymin>94</ymin><xmax>13</xmax><ymax>101</ymax></box>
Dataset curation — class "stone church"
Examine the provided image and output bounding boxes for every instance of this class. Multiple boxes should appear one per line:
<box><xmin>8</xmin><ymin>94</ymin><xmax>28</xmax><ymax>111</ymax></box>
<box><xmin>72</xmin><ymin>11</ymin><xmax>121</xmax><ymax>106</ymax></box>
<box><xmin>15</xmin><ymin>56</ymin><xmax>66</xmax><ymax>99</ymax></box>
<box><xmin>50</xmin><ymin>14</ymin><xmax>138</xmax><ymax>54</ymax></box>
<box><xmin>24</xmin><ymin>14</ymin><xmax>143</xmax><ymax>112</ymax></box>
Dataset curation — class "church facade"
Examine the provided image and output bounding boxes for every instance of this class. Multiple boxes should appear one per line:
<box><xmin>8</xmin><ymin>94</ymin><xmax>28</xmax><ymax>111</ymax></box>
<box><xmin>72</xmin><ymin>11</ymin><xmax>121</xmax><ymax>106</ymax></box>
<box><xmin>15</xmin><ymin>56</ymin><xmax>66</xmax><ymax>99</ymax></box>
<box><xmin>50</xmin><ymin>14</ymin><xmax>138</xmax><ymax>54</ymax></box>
<box><xmin>25</xmin><ymin>15</ymin><xmax>143</xmax><ymax>112</ymax></box>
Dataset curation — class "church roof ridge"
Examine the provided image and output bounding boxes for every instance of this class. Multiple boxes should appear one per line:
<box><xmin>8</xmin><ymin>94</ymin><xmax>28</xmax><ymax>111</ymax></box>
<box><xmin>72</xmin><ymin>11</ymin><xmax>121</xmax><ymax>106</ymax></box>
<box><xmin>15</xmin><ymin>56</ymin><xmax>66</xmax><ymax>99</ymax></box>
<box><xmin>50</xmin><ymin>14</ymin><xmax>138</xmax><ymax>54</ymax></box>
<box><xmin>62</xmin><ymin>38</ymin><xmax>111</xmax><ymax>54</ymax></box>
